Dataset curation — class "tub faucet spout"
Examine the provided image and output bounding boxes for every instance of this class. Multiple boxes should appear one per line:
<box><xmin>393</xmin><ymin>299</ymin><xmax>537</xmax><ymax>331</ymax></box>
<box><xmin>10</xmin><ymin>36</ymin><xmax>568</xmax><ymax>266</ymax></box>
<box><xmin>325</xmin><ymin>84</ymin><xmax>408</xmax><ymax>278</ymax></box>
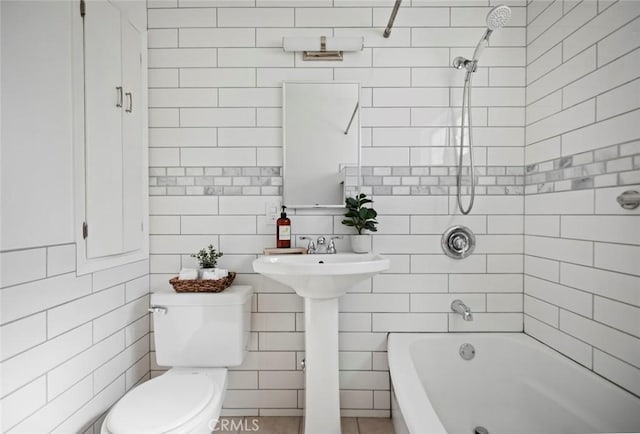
<box><xmin>451</xmin><ymin>299</ymin><xmax>473</xmax><ymax>321</ymax></box>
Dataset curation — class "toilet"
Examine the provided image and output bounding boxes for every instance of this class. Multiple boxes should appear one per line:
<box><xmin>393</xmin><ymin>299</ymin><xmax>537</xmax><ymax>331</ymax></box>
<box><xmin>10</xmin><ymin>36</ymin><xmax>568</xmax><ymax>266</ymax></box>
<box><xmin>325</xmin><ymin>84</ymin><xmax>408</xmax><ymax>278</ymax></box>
<box><xmin>101</xmin><ymin>285</ymin><xmax>253</xmax><ymax>434</ymax></box>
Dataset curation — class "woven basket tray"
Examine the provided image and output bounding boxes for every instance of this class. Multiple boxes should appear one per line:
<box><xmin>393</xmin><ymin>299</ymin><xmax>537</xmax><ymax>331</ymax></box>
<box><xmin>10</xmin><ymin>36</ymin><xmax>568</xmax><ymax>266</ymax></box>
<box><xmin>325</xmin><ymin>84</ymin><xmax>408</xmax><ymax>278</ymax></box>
<box><xmin>169</xmin><ymin>272</ymin><xmax>236</xmax><ymax>293</ymax></box>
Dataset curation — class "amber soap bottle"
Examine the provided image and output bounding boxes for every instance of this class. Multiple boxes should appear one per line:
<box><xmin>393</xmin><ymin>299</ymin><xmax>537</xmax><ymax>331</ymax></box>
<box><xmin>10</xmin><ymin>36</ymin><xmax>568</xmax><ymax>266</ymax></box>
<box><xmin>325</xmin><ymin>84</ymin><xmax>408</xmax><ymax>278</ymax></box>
<box><xmin>276</xmin><ymin>206</ymin><xmax>291</xmax><ymax>248</ymax></box>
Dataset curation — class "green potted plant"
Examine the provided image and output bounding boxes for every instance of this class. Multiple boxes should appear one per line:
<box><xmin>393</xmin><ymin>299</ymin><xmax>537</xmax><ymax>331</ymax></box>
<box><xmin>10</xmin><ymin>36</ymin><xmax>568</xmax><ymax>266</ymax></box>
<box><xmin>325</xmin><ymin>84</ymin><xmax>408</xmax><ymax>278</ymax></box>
<box><xmin>191</xmin><ymin>244</ymin><xmax>223</xmax><ymax>277</ymax></box>
<box><xmin>341</xmin><ymin>193</ymin><xmax>378</xmax><ymax>253</ymax></box>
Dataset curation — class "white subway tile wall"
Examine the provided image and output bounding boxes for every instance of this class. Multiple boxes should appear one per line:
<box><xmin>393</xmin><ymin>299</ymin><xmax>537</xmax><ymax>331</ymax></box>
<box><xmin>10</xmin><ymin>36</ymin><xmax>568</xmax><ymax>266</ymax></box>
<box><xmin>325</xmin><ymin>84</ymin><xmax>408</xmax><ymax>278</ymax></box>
<box><xmin>147</xmin><ymin>0</ymin><xmax>527</xmax><ymax>416</ymax></box>
<box><xmin>524</xmin><ymin>0</ymin><xmax>640</xmax><ymax>397</ymax></box>
<box><xmin>0</xmin><ymin>246</ymin><xmax>150</xmax><ymax>432</ymax></box>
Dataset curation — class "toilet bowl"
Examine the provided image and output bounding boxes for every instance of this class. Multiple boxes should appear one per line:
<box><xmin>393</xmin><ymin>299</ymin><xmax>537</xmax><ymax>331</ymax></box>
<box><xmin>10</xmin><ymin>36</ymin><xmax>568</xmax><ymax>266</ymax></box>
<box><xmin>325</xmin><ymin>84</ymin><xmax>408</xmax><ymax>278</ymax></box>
<box><xmin>101</xmin><ymin>285</ymin><xmax>252</xmax><ymax>434</ymax></box>
<box><xmin>101</xmin><ymin>368</ymin><xmax>227</xmax><ymax>434</ymax></box>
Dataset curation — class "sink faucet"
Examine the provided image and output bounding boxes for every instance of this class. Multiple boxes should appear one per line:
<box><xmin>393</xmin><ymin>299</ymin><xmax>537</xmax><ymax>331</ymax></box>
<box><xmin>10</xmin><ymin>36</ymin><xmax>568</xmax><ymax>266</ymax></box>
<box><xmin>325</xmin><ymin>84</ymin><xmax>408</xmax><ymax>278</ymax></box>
<box><xmin>299</xmin><ymin>236</ymin><xmax>343</xmax><ymax>254</ymax></box>
<box><xmin>316</xmin><ymin>236</ymin><xmax>328</xmax><ymax>253</ymax></box>
<box><xmin>451</xmin><ymin>299</ymin><xmax>473</xmax><ymax>321</ymax></box>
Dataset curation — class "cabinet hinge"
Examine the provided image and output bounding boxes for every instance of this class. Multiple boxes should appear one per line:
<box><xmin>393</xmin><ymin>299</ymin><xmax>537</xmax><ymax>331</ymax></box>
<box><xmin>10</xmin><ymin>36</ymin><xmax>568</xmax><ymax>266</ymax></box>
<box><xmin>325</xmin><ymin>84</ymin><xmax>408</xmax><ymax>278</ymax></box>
<box><xmin>82</xmin><ymin>222</ymin><xmax>88</xmax><ymax>239</ymax></box>
<box><xmin>80</xmin><ymin>0</ymin><xmax>85</xmax><ymax>17</ymax></box>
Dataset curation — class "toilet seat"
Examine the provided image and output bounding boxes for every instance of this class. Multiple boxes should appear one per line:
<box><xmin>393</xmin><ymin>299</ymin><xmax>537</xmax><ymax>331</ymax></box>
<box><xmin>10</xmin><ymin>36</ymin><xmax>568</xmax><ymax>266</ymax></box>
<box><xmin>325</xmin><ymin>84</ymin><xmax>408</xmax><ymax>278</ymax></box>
<box><xmin>103</xmin><ymin>368</ymin><xmax>227</xmax><ymax>434</ymax></box>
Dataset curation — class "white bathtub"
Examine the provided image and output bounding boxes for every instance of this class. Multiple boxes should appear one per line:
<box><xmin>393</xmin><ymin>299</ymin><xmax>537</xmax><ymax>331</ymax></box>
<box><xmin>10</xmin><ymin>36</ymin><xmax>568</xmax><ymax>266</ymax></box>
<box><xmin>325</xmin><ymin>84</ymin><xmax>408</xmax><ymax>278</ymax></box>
<box><xmin>388</xmin><ymin>333</ymin><xmax>640</xmax><ymax>434</ymax></box>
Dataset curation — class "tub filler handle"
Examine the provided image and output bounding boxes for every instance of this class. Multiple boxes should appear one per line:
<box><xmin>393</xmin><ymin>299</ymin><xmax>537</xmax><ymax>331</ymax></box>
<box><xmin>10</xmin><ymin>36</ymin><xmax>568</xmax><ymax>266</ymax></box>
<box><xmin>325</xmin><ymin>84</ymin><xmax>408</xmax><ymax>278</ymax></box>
<box><xmin>442</xmin><ymin>225</ymin><xmax>476</xmax><ymax>259</ymax></box>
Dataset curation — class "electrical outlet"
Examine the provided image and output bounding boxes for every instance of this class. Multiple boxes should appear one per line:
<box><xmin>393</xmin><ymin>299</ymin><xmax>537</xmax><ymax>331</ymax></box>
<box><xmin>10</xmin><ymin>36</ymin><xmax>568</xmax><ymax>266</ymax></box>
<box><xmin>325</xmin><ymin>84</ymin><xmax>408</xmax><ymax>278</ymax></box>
<box><xmin>266</xmin><ymin>201</ymin><xmax>280</xmax><ymax>225</ymax></box>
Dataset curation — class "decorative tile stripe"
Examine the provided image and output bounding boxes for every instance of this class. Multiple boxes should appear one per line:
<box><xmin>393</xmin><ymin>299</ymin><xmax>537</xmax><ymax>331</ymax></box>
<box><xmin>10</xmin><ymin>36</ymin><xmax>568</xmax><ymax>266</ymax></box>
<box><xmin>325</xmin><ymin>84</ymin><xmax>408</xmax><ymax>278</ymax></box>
<box><xmin>149</xmin><ymin>167</ymin><xmax>282</xmax><ymax>196</ymax></box>
<box><xmin>149</xmin><ymin>165</ymin><xmax>525</xmax><ymax>196</ymax></box>
<box><xmin>525</xmin><ymin>143</ymin><xmax>640</xmax><ymax>194</ymax></box>
<box><xmin>360</xmin><ymin>166</ymin><xmax>524</xmax><ymax>196</ymax></box>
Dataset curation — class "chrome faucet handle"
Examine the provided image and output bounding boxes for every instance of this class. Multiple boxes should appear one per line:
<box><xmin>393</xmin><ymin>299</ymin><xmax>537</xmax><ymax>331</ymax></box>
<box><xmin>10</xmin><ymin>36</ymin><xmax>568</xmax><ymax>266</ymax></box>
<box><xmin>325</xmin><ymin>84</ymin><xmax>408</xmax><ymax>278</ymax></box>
<box><xmin>327</xmin><ymin>236</ymin><xmax>343</xmax><ymax>254</ymax></box>
<box><xmin>299</xmin><ymin>236</ymin><xmax>316</xmax><ymax>254</ymax></box>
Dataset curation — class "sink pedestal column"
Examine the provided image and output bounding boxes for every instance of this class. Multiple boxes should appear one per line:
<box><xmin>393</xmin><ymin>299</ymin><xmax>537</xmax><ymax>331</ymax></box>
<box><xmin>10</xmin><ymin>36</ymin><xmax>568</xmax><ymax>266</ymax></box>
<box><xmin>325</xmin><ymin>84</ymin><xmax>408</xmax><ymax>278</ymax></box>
<box><xmin>303</xmin><ymin>297</ymin><xmax>341</xmax><ymax>434</ymax></box>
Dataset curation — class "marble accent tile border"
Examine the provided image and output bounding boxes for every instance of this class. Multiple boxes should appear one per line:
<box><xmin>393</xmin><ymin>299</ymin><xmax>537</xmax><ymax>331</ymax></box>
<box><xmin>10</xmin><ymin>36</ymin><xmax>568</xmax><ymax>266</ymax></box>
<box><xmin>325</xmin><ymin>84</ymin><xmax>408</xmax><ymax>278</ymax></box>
<box><xmin>525</xmin><ymin>143</ymin><xmax>640</xmax><ymax>195</ymax></box>
<box><xmin>150</xmin><ymin>166</ymin><xmax>282</xmax><ymax>196</ymax></box>
<box><xmin>360</xmin><ymin>166</ymin><xmax>524</xmax><ymax>196</ymax></box>
<box><xmin>149</xmin><ymin>165</ymin><xmax>526</xmax><ymax>196</ymax></box>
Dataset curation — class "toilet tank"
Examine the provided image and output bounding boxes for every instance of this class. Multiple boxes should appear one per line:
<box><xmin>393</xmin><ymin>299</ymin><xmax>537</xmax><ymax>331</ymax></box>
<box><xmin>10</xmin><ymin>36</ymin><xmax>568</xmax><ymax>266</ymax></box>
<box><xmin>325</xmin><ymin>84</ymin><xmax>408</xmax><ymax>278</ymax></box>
<box><xmin>150</xmin><ymin>285</ymin><xmax>253</xmax><ymax>367</ymax></box>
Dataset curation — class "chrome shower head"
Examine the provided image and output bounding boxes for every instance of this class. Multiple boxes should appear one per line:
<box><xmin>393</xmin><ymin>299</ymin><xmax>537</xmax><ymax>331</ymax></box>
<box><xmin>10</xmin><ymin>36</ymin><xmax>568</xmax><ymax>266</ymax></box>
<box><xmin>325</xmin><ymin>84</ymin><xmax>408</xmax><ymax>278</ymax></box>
<box><xmin>486</xmin><ymin>5</ymin><xmax>511</xmax><ymax>31</ymax></box>
<box><xmin>452</xmin><ymin>4</ymin><xmax>512</xmax><ymax>77</ymax></box>
<box><xmin>467</xmin><ymin>5</ymin><xmax>512</xmax><ymax>64</ymax></box>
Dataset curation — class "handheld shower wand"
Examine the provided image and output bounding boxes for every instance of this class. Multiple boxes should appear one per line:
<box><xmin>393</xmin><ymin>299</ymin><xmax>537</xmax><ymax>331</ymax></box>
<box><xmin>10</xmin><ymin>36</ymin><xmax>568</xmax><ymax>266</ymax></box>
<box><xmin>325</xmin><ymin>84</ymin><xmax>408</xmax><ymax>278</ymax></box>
<box><xmin>452</xmin><ymin>5</ymin><xmax>511</xmax><ymax>215</ymax></box>
<box><xmin>453</xmin><ymin>5</ymin><xmax>511</xmax><ymax>78</ymax></box>
<box><xmin>472</xmin><ymin>6</ymin><xmax>511</xmax><ymax>65</ymax></box>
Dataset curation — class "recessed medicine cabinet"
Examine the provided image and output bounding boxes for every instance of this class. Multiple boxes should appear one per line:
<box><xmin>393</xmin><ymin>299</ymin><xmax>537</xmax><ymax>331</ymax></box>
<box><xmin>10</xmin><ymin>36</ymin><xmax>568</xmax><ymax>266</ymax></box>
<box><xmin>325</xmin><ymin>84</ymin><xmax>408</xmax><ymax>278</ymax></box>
<box><xmin>73</xmin><ymin>0</ymin><xmax>149</xmax><ymax>274</ymax></box>
<box><xmin>283</xmin><ymin>82</ymin><xmax>361</xmax><ymax>208</ymax></box>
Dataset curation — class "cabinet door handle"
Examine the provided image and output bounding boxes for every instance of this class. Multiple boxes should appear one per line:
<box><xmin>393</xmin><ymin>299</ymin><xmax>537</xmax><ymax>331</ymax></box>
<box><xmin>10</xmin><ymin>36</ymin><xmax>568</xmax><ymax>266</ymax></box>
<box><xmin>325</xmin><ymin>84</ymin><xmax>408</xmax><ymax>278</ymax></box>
<box><xmin>116</xmin><ymin>86</ymin><xmax>123</xmax><ymax>108</ymax></box>
<box><xmin>125</xmin><ymin>92</ymin><xmax>133</xmax><ymax>113</ymax></box>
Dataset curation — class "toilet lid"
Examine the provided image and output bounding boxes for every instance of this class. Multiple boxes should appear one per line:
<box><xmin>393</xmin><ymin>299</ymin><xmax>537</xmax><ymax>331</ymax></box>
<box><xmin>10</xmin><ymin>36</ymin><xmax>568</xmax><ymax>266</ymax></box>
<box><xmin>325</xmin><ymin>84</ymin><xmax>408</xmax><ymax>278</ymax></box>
<box><xmin>106</xmin><ymin>372</ymin><xmax>219</xmax><ymax>434</ymax></box>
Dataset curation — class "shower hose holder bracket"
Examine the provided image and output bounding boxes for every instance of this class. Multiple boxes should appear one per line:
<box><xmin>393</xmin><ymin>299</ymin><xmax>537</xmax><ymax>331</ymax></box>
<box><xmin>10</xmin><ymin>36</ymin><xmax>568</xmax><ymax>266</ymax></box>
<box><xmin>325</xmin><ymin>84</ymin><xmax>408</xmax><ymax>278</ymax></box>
<box><xmin>452</xmin><ymin>56</ymin><xmax>477</xmax><ymax>73</ymax></box>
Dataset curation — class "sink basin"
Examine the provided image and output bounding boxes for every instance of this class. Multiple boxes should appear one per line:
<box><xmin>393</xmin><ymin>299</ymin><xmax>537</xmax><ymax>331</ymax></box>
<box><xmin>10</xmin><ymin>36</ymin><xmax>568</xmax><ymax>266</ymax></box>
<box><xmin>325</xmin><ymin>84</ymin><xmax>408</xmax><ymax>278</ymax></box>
<box><xmin>252</xmin><ymin>253</ymin><xmax>389</xmax><ymax>299</ymax></box>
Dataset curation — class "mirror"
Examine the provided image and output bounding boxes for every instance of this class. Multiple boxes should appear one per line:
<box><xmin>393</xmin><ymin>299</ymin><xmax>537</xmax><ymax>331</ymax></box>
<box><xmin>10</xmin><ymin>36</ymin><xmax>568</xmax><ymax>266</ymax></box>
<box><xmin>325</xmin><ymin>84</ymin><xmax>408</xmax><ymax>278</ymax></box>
<box><xmin>283</xmin><ymin>82</ymin><xmax>360</xmax><ymax>208</ymax></box>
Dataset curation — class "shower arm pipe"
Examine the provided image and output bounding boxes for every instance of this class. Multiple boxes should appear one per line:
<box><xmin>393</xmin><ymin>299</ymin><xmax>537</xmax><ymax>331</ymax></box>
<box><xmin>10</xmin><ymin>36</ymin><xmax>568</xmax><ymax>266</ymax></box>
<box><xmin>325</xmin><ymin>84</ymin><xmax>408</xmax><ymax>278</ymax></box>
<box><xmin>383</xmin><ymin>0</ymin><xmax>402</xmax><ymax>38</ymax></box>
<box><xmin>344</xmin><ymin>101</ymin><xmax>359</xmax><ymax>135</ymax></box>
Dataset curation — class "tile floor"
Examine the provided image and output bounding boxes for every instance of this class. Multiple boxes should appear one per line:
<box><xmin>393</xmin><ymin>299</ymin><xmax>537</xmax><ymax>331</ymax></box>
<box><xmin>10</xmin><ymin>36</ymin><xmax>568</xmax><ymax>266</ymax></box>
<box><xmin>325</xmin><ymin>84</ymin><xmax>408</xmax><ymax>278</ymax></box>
<box><xmin>214</xmin><ymin>416</ymin><xmax>395</xmax><ymax>434</ymax></box>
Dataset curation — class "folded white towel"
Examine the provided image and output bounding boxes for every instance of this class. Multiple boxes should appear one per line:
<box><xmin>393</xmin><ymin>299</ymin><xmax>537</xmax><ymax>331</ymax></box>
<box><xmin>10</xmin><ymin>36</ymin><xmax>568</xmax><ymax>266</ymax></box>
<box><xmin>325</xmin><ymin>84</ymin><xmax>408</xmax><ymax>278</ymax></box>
<box><xmin>178</xmin><ymin>268</ymin><xmax>198</xmax><ymax>280</ymax></box>
<box><xmin>201</xmin><ymin>270</ymin><xmax>219</xmax><ymax>280</ymax></box>
<box><xmin>201</xmin><ymin>268</ymin><xmax>229</xmax><ymax>280</ymax></box>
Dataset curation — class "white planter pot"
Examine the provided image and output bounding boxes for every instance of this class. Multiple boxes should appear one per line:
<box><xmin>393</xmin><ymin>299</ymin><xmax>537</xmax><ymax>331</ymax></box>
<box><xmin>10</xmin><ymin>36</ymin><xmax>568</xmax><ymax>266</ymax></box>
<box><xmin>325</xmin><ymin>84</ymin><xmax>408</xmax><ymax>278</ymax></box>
<box><xmin>351</xmin><ymin>234</ymin><xmax>371</xmax><ymax>253</ymax></box>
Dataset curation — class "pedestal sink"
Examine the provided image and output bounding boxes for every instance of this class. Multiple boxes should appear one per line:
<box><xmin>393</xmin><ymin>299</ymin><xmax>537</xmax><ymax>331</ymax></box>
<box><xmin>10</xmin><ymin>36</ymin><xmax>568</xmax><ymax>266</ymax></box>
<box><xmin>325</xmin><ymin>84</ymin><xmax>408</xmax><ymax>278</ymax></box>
<box><xmin>253</xmin><ymin>253</ymin><xmax>390</xmax><ymax>434</ymax></box>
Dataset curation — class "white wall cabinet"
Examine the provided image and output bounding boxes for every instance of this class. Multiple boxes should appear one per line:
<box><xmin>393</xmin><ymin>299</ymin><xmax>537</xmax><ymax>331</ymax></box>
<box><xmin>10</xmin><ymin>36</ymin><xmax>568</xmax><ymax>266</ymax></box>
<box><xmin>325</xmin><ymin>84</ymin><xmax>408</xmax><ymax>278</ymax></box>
<box><xmin>75</xmin><ymin>0</ymin><xmax>148</xmax><ymax>272</ymax></box>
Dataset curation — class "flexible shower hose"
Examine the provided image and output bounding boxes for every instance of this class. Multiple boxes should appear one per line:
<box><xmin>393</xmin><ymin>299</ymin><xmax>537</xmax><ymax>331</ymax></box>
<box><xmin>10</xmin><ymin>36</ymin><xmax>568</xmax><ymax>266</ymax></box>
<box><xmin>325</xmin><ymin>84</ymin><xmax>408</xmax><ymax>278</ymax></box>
<box><xmin>457</xmin><ymin>71</ymin><xmax>475</xmax><ymax>215</ymax></box>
